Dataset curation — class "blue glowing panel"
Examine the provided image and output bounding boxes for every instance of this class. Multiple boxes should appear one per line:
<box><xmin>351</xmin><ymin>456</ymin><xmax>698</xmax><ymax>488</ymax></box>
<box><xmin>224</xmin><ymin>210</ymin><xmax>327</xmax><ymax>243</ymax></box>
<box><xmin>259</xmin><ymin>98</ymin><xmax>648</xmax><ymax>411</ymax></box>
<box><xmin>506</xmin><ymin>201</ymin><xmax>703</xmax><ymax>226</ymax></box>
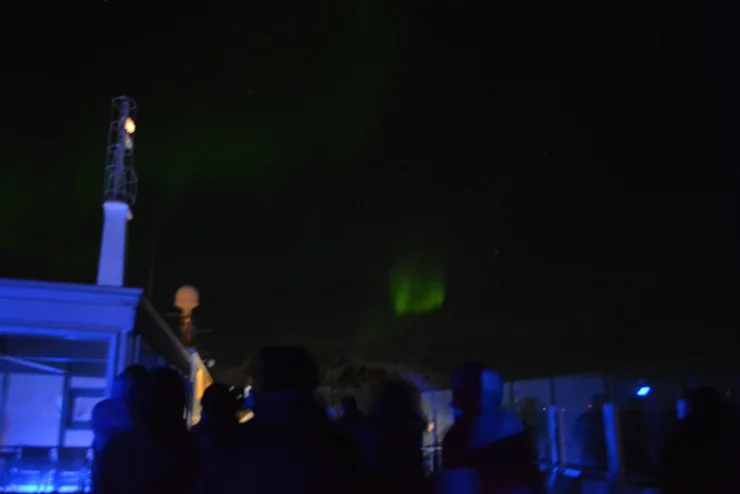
<box><xmin>11</xmin><ymin>484</ymin><xmax>81</xmax><ymax>493</ymax></box>
<box><xmin>636</xmin><ymin>386</ymin><xmax>651</xmax><ymax>397</ymax></box>
<box><xmin>8</xmin><ymin>483</ymin><xmax>83</xmax><ymax>492</ymax></box>
<box><xmin>65</xmin><ymin>429</ymin><xmax>94</xmax><ymax>447</ymax></box>
<box><xmin>5</xmin><ymin>373</ymin><xmax>64</xmax><ymax>446</ymax></box>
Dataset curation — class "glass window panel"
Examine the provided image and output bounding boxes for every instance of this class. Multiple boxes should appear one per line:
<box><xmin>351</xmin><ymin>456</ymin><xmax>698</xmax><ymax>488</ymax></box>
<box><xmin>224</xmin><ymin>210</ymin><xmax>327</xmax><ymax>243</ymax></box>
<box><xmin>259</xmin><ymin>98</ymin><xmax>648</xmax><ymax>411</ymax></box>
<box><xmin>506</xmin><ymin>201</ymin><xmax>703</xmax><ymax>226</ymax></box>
<box><xmin>5</xmin><ymin>373</ymin><xmax>63</xmax><ymax>446</ymax></box>
<box><xmin>72</xmin><ymin>396</ymin><xmax>103</xmax><ymax>424</ymax></box>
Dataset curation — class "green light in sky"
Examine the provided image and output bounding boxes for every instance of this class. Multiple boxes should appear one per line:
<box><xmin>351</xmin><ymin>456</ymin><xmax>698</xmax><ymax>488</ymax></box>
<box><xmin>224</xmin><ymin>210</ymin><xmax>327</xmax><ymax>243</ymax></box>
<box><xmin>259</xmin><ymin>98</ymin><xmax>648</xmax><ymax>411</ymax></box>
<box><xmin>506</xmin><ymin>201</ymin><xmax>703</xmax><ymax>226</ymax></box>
<box><xmin>389</xmin><ymin>259</ymin><xmax>445</xmax><ymax>315</ymax></box>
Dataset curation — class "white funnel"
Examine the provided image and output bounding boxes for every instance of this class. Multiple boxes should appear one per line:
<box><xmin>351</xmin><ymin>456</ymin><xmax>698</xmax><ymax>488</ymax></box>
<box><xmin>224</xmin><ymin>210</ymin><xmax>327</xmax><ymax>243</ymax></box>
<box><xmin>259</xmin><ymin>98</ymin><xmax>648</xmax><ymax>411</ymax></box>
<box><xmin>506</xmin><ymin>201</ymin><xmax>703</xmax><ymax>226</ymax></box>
<box><xmin>97</xmin><ymin>200</ymin><xmax>133</xmax><ymax>287</ymax></box>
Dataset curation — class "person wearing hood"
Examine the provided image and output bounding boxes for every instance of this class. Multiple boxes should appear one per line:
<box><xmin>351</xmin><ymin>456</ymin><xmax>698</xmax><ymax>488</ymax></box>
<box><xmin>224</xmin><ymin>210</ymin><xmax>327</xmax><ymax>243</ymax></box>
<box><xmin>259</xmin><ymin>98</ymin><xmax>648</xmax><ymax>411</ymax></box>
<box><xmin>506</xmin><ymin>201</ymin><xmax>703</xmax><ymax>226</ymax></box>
<box><xmin>442</xmin><ymin>363</ymin><xmax>544</xmax><ymax>494</ymax></box>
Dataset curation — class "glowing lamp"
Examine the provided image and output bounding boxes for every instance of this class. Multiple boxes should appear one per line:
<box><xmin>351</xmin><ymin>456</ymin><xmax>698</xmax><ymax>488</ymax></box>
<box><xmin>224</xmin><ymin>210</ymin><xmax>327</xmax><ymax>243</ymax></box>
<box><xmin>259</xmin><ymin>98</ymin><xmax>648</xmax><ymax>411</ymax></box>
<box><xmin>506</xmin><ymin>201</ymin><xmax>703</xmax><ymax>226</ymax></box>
<box><xmin>124</xmin><ymin>117</ymin><xmax>136</xmax><ymax>134</ymax></box>
<box><xmin>174</xmin><ymin>285</ymin><xmax>200</xmax><ymax>314</ymax></box>
<box><xmin>636</xmin><ymin>386</ymin><xmax>652</xmax><ymax>397</ymax></box>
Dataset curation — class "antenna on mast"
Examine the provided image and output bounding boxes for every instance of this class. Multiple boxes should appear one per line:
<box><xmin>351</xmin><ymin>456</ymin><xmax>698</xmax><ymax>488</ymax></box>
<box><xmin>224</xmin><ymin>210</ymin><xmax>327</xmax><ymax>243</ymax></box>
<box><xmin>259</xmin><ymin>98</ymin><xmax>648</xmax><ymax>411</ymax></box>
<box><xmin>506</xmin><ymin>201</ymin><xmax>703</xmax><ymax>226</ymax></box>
<box><xmin>104</xmin><ymin>96</ymin><xmax>138</xmax><ymax>204</ymax></box>
<box><xmin>96</xmin><ymin>96</ymin><xmax>139</xmax><ymax>287</ymax></box>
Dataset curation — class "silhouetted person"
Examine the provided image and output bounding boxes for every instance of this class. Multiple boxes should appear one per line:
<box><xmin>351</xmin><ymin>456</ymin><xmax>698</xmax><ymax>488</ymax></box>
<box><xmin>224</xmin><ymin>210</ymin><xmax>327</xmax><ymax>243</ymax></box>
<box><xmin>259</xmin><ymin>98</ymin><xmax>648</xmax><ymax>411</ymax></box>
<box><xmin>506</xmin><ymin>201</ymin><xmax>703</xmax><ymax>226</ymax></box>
<box><xmin>98</xmin><ymin>367</ymin><xmax>199</xmax><ymax>494</ymax></box>
<box><xmin>193</xmin><ymin>383</ymin><xmax>241</xmax><ymax>445</ymax></box>
<box><xmin>337</xmin><ymin>396</ymin><xmax>363</xmax><ymax>429</ymax></box>
<box><xmin>354</xmin><ymin>380</ymin><xmax>427</xmax><ymax>493</ymax></box>
<box><xmin>517</xmin><ymin>397</ymin><xmax>547</xmax><ymax>462</ymax></box>
<box><xmin>620</xmin><ymin>395</ymin><xmax>652</xmax><ymax>476</ymax></box>
<box><xmin>192</xmin><ymin>382</ymin><xmax>241</xmax><ymax>491</ymax></box>
<box><xmin>442</xmin><ymin>363</ymin><xmax>544</xmax><ymax>494</ymax></box>
<box><xmin>199</xmin><ymin>346</ymin><xmax>364</xmax><ymax>494</ymax></box>
<box><xmin>662</xmin><ymin>387</ymin><xmax>740</xmax><ymax>494</ymax></box>
<box><xmin>573</xmin><ymin>394</ymin><xmax>607</xmax><ymax>469</ymax></box>
<box><xmin>91</xmin><ymin>365</ymin><xmax>148</xmax><ymax>492</ymax></box>
<box><xmin>92</xmin><ymin>365</ymin><xmax>148</xmax><ymax>455</ymax></box>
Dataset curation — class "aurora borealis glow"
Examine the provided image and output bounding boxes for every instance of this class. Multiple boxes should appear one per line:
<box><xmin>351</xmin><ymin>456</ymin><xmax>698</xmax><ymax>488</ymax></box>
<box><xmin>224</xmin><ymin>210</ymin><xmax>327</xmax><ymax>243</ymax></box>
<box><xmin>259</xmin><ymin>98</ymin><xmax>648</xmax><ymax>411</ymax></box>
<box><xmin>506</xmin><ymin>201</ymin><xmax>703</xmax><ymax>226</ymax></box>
<box><xmin>390</xmin><ymin>266</ymin><xmax>446</xmax><ymax>315</ymax></box>
<box><xmin>389</xmin><ymin>234</ymin><xmax>447</xmax><ymax>315</ymax></box>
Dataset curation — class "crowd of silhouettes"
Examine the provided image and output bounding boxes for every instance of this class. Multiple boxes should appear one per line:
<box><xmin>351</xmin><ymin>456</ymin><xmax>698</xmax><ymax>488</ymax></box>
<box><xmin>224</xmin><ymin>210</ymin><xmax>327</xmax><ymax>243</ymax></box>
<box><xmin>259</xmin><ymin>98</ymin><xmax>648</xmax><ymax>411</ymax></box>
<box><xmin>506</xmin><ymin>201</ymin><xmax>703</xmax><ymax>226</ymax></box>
<box><xmin>92</xmin><ymin>347</ymin><xmax>740</xmax><ymax>494</ymax></box>
<box><xmin>90</xmin><ymin>346</ymin><xmax>740</xmax><ymax>494</ymax></box>
<box><xmin>90</xmin><ymin>347</ymin><xmax>551</xmax><ymax>494</ymax></box>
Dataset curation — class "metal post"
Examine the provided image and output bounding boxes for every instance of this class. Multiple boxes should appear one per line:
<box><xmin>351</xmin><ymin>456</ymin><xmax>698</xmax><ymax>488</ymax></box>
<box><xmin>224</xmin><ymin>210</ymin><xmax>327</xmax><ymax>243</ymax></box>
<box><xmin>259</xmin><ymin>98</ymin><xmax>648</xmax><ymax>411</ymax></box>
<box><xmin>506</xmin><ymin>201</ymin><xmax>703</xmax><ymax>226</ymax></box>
<box><xmin>186</xmin><ymin>355</ymin><xmax>195</xmax><ymax>427</ymax></box>
<box><xmin>676</xmin><ymin>398</ymin><xmax>688</xmax><ymax>420</ymax></box>
<box><xmin>105</xmin><ymin>335</ymin><xmax>119</xmax><ymax>397</ymax></box>
<box><xmin>557</xmin><ymin>406</ymin><xmax>569</xmax><ymax>465</ymax></box>
<box><xmin>0</xmin><ymin>372</ymin><xmax>9</xmax><ymax>446</ymax></box>
<box><xmin>602</xmin><ymin>402</ymin><xmax>625</xmax><ymax>481</ymax></box>
<box><xmin>547</xmin><ymin>405</ymin><xmax>560</xmax><ymax>465</ymax></box>
<box><xmin>547</xmin><ymin>405</ymin><xmax>560</xmax><ymax>467</ymax></box>
<box><xmin>548</xmin><ymin>376</ymin><xmax>559</xmax><ymax>466</ymax></box>
<box><xmin>58</xmin><ymin>373</ymin><xmax>71</xmax><ymax>447</ymax></box>
<box><xmin>116</xmin><ymin>332</ymin><xmax>130</xmax><ymax>374</ymax></box>
<box><xmin>133</xmin><ymin>334</ymin><xmax>142</xmax><ymax>365</ymax></box>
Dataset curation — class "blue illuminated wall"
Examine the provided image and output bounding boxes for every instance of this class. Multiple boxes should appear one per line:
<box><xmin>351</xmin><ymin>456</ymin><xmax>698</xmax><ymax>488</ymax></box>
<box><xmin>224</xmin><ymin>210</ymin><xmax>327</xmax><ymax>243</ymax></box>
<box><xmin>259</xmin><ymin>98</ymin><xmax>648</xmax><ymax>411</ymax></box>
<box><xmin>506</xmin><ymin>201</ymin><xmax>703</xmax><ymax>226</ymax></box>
<box><xmin>0</xmin><ymin>278</ymin><xmax>202</xmax><ymax>491</ymax></box>
<box><xmin>0</xmin><ymin>278</ymin><xmax>142</xmax><ymax>448</ymax></box>
<box><xmin>3</xmin><ymin>373</ymin><xmax>64</xmax><ymax>446</ymax></box>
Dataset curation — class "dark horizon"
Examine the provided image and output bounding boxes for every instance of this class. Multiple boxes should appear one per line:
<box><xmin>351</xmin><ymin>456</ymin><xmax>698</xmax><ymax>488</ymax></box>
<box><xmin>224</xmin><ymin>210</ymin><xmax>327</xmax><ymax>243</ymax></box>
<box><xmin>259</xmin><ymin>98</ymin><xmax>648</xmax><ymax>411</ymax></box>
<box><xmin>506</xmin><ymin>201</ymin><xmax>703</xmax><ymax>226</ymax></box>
<box><xmin>2</xmin><ymin>1</ymin><xmax>738</xmax><ymax>374</ymax></box>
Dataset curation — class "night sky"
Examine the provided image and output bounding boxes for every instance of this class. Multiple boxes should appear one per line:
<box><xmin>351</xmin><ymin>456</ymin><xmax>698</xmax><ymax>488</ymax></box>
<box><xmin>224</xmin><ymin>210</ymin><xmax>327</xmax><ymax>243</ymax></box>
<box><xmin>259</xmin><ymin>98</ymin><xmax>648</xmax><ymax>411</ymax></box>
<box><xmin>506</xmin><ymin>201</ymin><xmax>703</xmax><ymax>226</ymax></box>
<box><xmin>2</xmin><ymin>2</ymin><xmax>738</xmax><ymax>377</ymax></box>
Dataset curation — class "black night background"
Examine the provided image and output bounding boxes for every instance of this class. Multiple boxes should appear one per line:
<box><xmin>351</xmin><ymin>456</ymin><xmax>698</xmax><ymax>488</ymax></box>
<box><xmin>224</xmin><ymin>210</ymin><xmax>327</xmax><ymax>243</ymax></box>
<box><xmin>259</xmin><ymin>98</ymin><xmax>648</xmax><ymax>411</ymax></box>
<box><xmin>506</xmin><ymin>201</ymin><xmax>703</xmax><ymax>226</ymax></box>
<box><xmin>2</xmin><ymin>2</ymin><xmax>738</xmax><ymax>378</ymax></box>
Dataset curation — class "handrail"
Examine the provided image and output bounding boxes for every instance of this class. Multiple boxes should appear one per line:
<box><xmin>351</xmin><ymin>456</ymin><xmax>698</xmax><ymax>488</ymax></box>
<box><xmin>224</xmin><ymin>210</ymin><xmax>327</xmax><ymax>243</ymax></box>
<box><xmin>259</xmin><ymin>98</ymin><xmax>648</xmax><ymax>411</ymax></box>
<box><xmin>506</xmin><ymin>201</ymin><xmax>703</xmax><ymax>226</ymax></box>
<box><xmin>0</xmin><ymin>355</ymin><xmax>65</xmax><ymax>374</ymax></box>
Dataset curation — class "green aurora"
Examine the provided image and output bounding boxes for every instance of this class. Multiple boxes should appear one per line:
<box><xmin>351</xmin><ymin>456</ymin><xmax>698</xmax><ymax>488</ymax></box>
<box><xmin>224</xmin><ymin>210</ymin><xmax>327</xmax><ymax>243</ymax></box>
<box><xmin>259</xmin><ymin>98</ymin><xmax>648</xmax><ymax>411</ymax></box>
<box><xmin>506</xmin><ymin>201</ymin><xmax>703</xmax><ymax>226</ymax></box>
<box><xmin>389</xmin><ymin>256</ymin><xmax>446</xmax><ymax>316</ymax></box>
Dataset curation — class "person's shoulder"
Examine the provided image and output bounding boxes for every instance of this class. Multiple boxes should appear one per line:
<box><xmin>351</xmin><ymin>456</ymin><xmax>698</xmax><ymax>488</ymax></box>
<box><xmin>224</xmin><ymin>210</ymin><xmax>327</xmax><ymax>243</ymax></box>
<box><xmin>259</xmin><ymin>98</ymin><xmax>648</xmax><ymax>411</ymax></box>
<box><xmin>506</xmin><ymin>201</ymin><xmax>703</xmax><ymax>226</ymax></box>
<box><xmin>239</xmin><ymin>418</ymin><xmax>263</xmax><ymax>436</ymax></box>
<box><xmin>92</xmin><ymin>398</ymin><xmax>128</xmax><ymax>418</ymax></box>
<box><xmin>501</xmin><ymin>410</ymin><xmax>526</xmax><ymax>437</ymax></box>
<box><xmin>92</xmin><ymin>398</ymin><xmax>113</xmax><ymax>414</ymax></box>
<box><xmin>98</xmin><ymin>429</ymin><xmax>136</xmax><ymax>463</ymax></box>
<box><xmin>442</xmin><ymin>420</ymin><xmax>467</xmax><ymax>449</ymax></box>
<box><xmin>180</xmin><ymin>430</ymin><xmax>200</xmax><ymax>453</ymax></box>
<box><xmin>237</xmin><ymin>418</ymin><xmax>278</xmax><ymax>446</ymax></box>
<box><xmin>190</xmin><ymin>421</ymin><xmax>205</xmax><ymax>435</ymax></box>
<box><xmin>91</xmin><ymin>399</ymin><xmax>119</xmax><ymax>427</ymax></box>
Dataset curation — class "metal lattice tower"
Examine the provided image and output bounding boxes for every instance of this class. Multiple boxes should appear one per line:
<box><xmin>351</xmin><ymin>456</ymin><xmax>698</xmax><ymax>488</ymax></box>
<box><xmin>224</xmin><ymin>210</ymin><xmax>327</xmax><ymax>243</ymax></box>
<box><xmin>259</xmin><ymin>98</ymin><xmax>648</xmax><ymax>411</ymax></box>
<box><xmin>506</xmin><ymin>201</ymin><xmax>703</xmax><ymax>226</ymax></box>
<box><xmin>103</xmin><ymin>96</ymin><xmax>138</xmax><ymax>205</ymax></box>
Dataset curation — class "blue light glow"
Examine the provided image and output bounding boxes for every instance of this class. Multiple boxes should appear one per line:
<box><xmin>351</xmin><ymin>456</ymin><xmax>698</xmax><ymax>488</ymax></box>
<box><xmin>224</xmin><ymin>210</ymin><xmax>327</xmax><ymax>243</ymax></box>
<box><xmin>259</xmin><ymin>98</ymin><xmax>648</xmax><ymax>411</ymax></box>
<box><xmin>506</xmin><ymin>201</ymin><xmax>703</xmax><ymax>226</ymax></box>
<box><xmin>636</xmin><ymin>386</ymin><xmax>651</xmax><ymax>397</ymax></box>
<box><xmin>9</xmin><ymin>484</ymin><xmax>82</xmax><ymax>493</ymax></box>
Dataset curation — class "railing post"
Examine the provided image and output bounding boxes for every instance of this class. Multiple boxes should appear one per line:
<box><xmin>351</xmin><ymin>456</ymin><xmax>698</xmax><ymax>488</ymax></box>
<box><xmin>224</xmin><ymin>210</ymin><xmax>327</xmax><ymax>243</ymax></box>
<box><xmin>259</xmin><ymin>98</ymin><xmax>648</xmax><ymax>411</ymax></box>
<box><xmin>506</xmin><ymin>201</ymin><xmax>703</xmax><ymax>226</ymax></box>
<box><xmin>547</xmin><ymin>405</ymin><xmax>560</xmax><ymax>465</ymax></box>
<box><xmin>676</xmin><ymin>398</ymin><xmax>688</xmax><ymax>420</ymax></box>
<box><xmin>602</xmin><ymin>402</ymin><xmax>625</xmax><ymax>482</ymax></box>
<box><xmin>105</xmin><ymin>334</ymin><xmax>119</xmax><ymax>397</ymax></box>
<box><xmin>557</xmin><ymin>406</ymin><xmax>569</xmax><ymax>466</ymax></box>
